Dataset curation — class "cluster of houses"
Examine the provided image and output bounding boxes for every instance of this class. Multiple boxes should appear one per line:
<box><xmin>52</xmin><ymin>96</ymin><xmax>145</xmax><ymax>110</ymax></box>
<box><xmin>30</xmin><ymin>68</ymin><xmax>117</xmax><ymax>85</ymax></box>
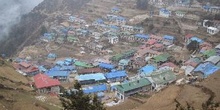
<box><xmin>11</xmin><ymin>4</ymin><xmax>220</xmax><ymax>104</ymax></box>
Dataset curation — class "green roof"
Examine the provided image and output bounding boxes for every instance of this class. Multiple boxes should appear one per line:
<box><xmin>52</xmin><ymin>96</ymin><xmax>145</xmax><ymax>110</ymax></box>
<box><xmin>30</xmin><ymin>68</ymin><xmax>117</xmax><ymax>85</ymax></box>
<box><xmin>203</xmin><ymin>49</ymin><xmax>216</xmax><ymax>57</ymax></box>
<box><xmin>150</xmin><ymin>70</ymin><xmax>176</xmax><ymax>85</ymax></box>
<box><xmin>74</xmin><ymin>61</ymin><xmax>94</xmax><ymax>68</ymax></box>
<box><xmin>111</xmin><ymin>49</ymin><xmax>137</xmax><ymax>62</ymax></box>
<box><xmin>153</xmin><ymin>53</ymin><xmax>171</xmax><ymax>63</ymax></box>
<box><xmin>116</xmin><ymin>78</ymin><xmax>151</xmax><ymax>93</ymax></box>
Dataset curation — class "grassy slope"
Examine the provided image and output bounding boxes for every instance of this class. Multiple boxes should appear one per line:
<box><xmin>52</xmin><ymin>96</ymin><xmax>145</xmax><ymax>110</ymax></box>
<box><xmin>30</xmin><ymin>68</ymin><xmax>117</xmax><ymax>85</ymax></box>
<box><xmin>0</xmin><ymin>61</ymin><xmax>60</xmax><ymax>110</ymax></box>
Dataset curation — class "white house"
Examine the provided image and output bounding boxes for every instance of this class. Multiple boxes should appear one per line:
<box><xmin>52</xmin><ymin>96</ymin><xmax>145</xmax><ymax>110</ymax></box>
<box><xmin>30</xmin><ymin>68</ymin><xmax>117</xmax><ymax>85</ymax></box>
<box><xmin>109</xmin><ymin>36</ymin><xmax>119</xmax><ymax>44</ymax></box>
<box><xmin>207</xmin><ymin>27</ymin><xmax>219</xmax><ymax>35</ymax></box>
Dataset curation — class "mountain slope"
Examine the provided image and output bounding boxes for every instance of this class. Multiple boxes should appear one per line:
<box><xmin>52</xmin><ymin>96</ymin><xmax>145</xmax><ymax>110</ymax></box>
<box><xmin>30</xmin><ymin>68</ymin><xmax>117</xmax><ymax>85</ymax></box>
<box><xmin>0</xmin><ymin>60</ymin><xmax>60</xmax><ymax>110</ymax></box>
<box><xmin>0</xmin><ymin>0</ymin><xmax>90</xmax><ymax>56</ymax></box>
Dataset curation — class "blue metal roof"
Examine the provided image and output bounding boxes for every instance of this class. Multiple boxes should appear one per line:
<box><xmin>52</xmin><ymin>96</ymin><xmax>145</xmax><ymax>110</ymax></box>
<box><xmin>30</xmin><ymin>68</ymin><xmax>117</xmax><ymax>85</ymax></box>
<box><xmin>83</xmin><ymin>84</ymin><xmax>107</xmax><ymax>94</ymax></box>
<box><xmin>38</xmin><ymin>66</ymin><xmax>47</xmax><ymax>72</ymax></box>
<box><xmin>99</xmin><ymin>63</ymin><xmax>115</xmax><ymax>70</ymax></box>
<box><xmin>160</xmin><ymin>8</ymin><xmax>171</xmax><ymax>14</ymax></box>
<box><xmin>97</xmin><ymin>92</ymin><xmax>105</xmax><ymax>97</ymax></box>
<box><xmin>117</xmin><ymin>16</ymin><xmax>126</xmax><ymax>21</ymax></box>
<box><xmin>190</xmin><ymin>37</ymin><xmax>203</xmax><ymax>43</ymax></box>
<box><xmin>139</xmin><ymin>65</ymin><xmax>156</xmax><ymax>76</ymax></box>
<box><xmin>134</xmin><ymin>34</ymin><xmax>149</xmax><ymax>39</ymax></box>
<box><xmin>193</xmin><ymin>62</ymin><xmax>219</xmax><ymax>78</ymax></box>
<box><xmin>76</xmin><ymin>73</ymin><xmax>106</xmax><ymax>81</ymax></box>
<box><xmin>111</xmin><ymin>7</ymin><xmax>120</xmax><ymax>11</ymax></box>
<box><xmin>105</xmin><ymin>70</ymin><xmax>127</xmax><ymax>79</ymax></box>
<box><xmin>163</xmin><ymin>35</ymin><xmax>175</xmax><ymax>40</ymax></box>
<box><xmin>110</xmin><ymin>25</ymin><xmax>119</xmax><ymax>30</ymax></box>
<box><xmin>47</xmin><ymin>53</ymin><xmax>57</xmax><ymax>58</ymax></box>
<box><xmin>56</xmin><ymin>61</ymin><xmax>65</xmax><ymax>66</ymax></box>
<box><xmin>60</xmin><ymin>66</ymin><xmax>75</xmax><ymax>71</ymax></box>
<box><xmin>65</xmin><ymin>58</ymin><xmax>73</xmax><ymax>62</ymax></box>
<box><xmin>95</xmin><ymin>18</ymin><xmax>104</xmax><ymax>24</ymax></box>
<box><xmin>46</xmin><ymin>70</ymin><xmax>70</xmax><ymax>77</ymax></box>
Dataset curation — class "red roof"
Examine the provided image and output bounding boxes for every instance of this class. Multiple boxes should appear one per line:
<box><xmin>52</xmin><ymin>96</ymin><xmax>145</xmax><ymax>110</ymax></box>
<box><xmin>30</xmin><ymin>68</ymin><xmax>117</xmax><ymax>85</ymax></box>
<box><xmin>185</xmin><ymin>34</ymin><xmax>194</xmax><ymax>39</ymax></box>
<box><xmin>77</xmin><ymin>68</ymin><xmax>103</xmax><ymax>74</ymax></box>
<box><xmin>154</xmin><ymin>43</ymin><xmax>164</xmax><ymax>48</ymax></box>
<box><xmin>159</xmin><ymin>62</ymin><xmax>177</xmax><ymax>68</ymax></box>
<box><xmin>25</xmin><ymin>66</ymin><xmax>39</xmax><ymax>73</ymax></box>
<box><xmin>34</xmin><ymin>73</ymin><xmax>60</xmax><ymax>89</ymax></box>
<box><xmin>147</xmin><ymin>39</ymin><xmax>157</xmax><ymax>45</ymax></box>
<box><xmin>19</xmin><ymin>62</ymin><xmax>31</xmax><ymax>68</ymax></box>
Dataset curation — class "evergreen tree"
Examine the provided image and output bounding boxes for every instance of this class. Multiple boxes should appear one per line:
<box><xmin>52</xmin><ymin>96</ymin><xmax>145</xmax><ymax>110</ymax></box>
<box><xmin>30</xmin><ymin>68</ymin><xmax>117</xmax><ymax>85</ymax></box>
<box><xmin>60</xmin><ymin>81</ymin><xmax>106</xmax><ymax>110</ymax></box>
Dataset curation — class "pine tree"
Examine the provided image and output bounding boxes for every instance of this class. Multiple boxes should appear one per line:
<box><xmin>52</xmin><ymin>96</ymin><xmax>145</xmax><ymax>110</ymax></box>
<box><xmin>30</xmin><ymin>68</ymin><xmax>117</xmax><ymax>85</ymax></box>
<box><xmin>60</xmin><ymin>81</ymin><xmax>106</xmax><ymax>110</ymax></box>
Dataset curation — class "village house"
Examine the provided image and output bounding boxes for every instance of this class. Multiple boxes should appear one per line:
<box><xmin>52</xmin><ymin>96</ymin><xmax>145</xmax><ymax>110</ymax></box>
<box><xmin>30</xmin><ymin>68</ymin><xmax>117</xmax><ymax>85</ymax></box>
<box><xmin>203</xmin><ymin>5</ymin><xmax>220</xmax><ymax>14</ymax></box>
<box><xmin>111</xmin><ymin>7</ymin><xmax>121</xmax><ymax>14</ymax></box>
<box><xmin>159</xmin><ymin>62</ymin><xmax>178</xmax><ymax>71</ymax></box>
<box><xmin>118</xmin><ymin>59</ymin><xmax>130</xmax><ymax>70</ymax></box>
<box><xmin>92</xmin><ymin>18</ymin><xmax>104</xmax><ymax>26</ymax></box>
<box><xmin>147</xmin><ymin>70</ymin><xmax>176</xmax><ymax>91</ymax></box>
<box><xmin>134</xmin><ymin>34</ymin><xmax>149</xmax><ymax>42</ymax></box>
<box><xmin>205</xmin><ymin>56</ymin><xmax>220</xmax><ymax>65</ymax></box>
<box><xmin>175</xmin><ymin>0</ymin><xmax>190</xmax><ymax>7</ymax></box>
<box><xmin>203</xmin><ymin>49</ymin><xmax>217</xmax><ymax>59</ymax></box>
<box><xmin>139</xmin><ymin>65</ymin><xmax>156</xmax><ymax>77</ymax></box>
<box><xmin>184</xmin><ymin>57</ymin><xmax>202</xmax><ymax>67</ymax></box>
<box><xmin>77</xmin><ymin>67</ymin><xmax>103</xmax><ymax>75</ymax></box>
<box><xmin>108</xmin><ymin>36</ymin><xmax>119</xmax><ymax>44</ymax></box>
<box><xmin>56</xmin><ymin>37</ymin><xmax>65</xmax><ymax>44</ymax></box>
<box><xmin>110</xmin><ymin>50</ymin><xmax>137</xmax><ymax>62</ymax></box>
<box><xmin>33</xmin><ymin>73</ymin><xmax>60</xmax><ymax>94</ymax></box>
<box><xmin>207</xmin><ymin>27</ymin><xmax>219</xmax><ymax>35</ymax></box>
<box><xmin>215</xmin><ymin>44</ymin><xmax>220</xmax><ymax>55</ymax></box>
<box><xmin>46</xmin><ymin>69</ymin><xmax>70</xmax><ymax>82</ymax></box>
<box><xmin>83</xmin><ymin>84</ymin><xmax>107</xmax><ymax>94</ymax></box>
<box><xmin>105</xmin><ymin>70</ymin><xmax>128</xmax><ymax>82</ymax></box>
<box><xmin>67</xmin><ymin>35</ymin><xmax>79</xmax><ymax>43</ymax></box>
<box><xmin>175</xmin><ymin>11</ymin><xmax>187</xmax><ymax>18</ymax></box>
<box><xmin>75</xmin><ymin>73</ymin><xmax>106</xmax><ymax>85</ymax></box>
<box><xmin>163</xmin><ymin>35</ymin><xmax>175</xmax><ymax>43</ymax></box>
<box><xmin>41</xmin><ymin>33</ymin><xmax>56</xmax><ymax>42</ymax></box>
<box><xmin>159</xmin><ymin>8</ymin><xmax>171</xmax><ymax>18</ymax></box>
<box><xmin>74</xmin><ymin>61</ymin><xmax>94</xmax><ymax>69</ymax></box>
<box><xmin>115</xmin><ymin>78</ymin><xmax>151</xmax><ymax>101</ymax></box>
<box><xmin>106</xmin><ymin>14</ymin><xmax>126</xmax><ymax>26</ymax></box>
<box><xmin>47</xmin><ymin>53</ymin><xmax>57</xmax><ymax>60</ymax></box>
<box><xmin>192</xmin><ymin>62</ymin><xmax>219</xmax><ymax>78</ymax></box>
<box><xmin>99</xmin><ymin>63</ymin><xmax>115</xmax><ymax>71</ymax></box>
<box><xmin>152</xmin><ymin>53</ymin><xmax>171</xmax><ymax>65</ymax></box>
<box><xmin>13</xmin><ymin>62</ymin><xmax>39</xmax><ymax>76</ymax></box>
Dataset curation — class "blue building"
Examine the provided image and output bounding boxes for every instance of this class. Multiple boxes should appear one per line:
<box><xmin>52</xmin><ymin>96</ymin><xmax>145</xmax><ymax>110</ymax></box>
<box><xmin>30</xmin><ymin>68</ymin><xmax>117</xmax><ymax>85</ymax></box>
<box><xmin>134</xmin><ymin>34</ymin><xmax>149</xmax><ymax>41</ymax></box>
<box><xmin>99</xmin><ymin>63</ymin><xmax>115</xmax><ymax>70</ymax></box>
<box><xmin>83</xmin><ymin>84</ymin><xmax>107</xmax><ymax>94</ymax></box>
<box><xmin>105</xmin><ymin>70</ymin><xmax>128</xmax><ymax>82</ymax></box>
<box><xmin>45</xmin><ymin>70</ymin><xmax>70</xmax><ymax>82</ymax></box>
<box><xmin>193</xmin><ymin>62</ymin><xmax>219</xmax><ymax>78</ymax></box>
<box><xmin>139</xmin><ymin>65</ymin><xmax>156</xmax><ymax>76</ymax></box>
<box><xmin>75</xmin><ymin>73</ymin><xmax>106</xmax><ymax>85</ymax></box>
<box><xmin>159</xmin><ymin>8</ymin><xmax>171</xmax><ymax>18</ymax></box>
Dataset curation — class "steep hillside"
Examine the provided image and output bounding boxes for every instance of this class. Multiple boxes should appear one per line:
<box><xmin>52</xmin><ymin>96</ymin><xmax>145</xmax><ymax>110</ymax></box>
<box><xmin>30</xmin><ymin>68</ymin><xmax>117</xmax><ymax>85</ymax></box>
<box><xmin>0</xmin><ymin>0</ymin><xmax>90</xmax><ymax>56</ymax></box>
<box><xmin>0</xmin><ymin>60</ymin><xmax>60</xmax><ymax>110</ymax></box>
<box><xmin>133</xmin><ymin>71</ymin><xmax>220</xmax><ymax>110</ymax></box>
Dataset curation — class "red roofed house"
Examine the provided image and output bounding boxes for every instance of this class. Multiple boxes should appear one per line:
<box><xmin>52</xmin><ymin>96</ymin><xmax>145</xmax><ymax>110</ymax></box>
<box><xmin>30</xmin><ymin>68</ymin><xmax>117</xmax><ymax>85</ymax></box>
<box><xmin>13</xmin><ymin>62</ymin><xmax>39</xmax><ymax>76</ymax></box>
<box><xmin>159</xmin><ymin>62</ymin><xmax>178</xmax><ymax>71</ymax></box>
<box><xmin>184</xmin><ymin>34</ymin><xmax>194</xmax><ymax>42</ymax></box>
<box><xmin>151</xmin><ymin>43</ymin><xmax>164</xmax><ymax>51</ymax></box>
<box><xmin>34</xmin><ymin>73</ymin><xmax>60</xmax><ymax>94</ymax></box>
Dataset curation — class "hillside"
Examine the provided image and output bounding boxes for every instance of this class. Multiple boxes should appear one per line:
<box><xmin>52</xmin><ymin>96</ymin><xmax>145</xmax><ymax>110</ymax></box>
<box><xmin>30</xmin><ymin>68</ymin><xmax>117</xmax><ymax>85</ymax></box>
<box><xmin>134</xmin><ymin>71</ymin><xmax>220</xmax><ymax>110</ymax></box>
<box><xmin>0</xmin><ymin>60</ymin><xmax>60</xmax><ymax>110</ymax></box>
<box><xmin>0</xmin><ymin>0</ymin><xmax>90</xmax><ymax>56</ymax></box>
